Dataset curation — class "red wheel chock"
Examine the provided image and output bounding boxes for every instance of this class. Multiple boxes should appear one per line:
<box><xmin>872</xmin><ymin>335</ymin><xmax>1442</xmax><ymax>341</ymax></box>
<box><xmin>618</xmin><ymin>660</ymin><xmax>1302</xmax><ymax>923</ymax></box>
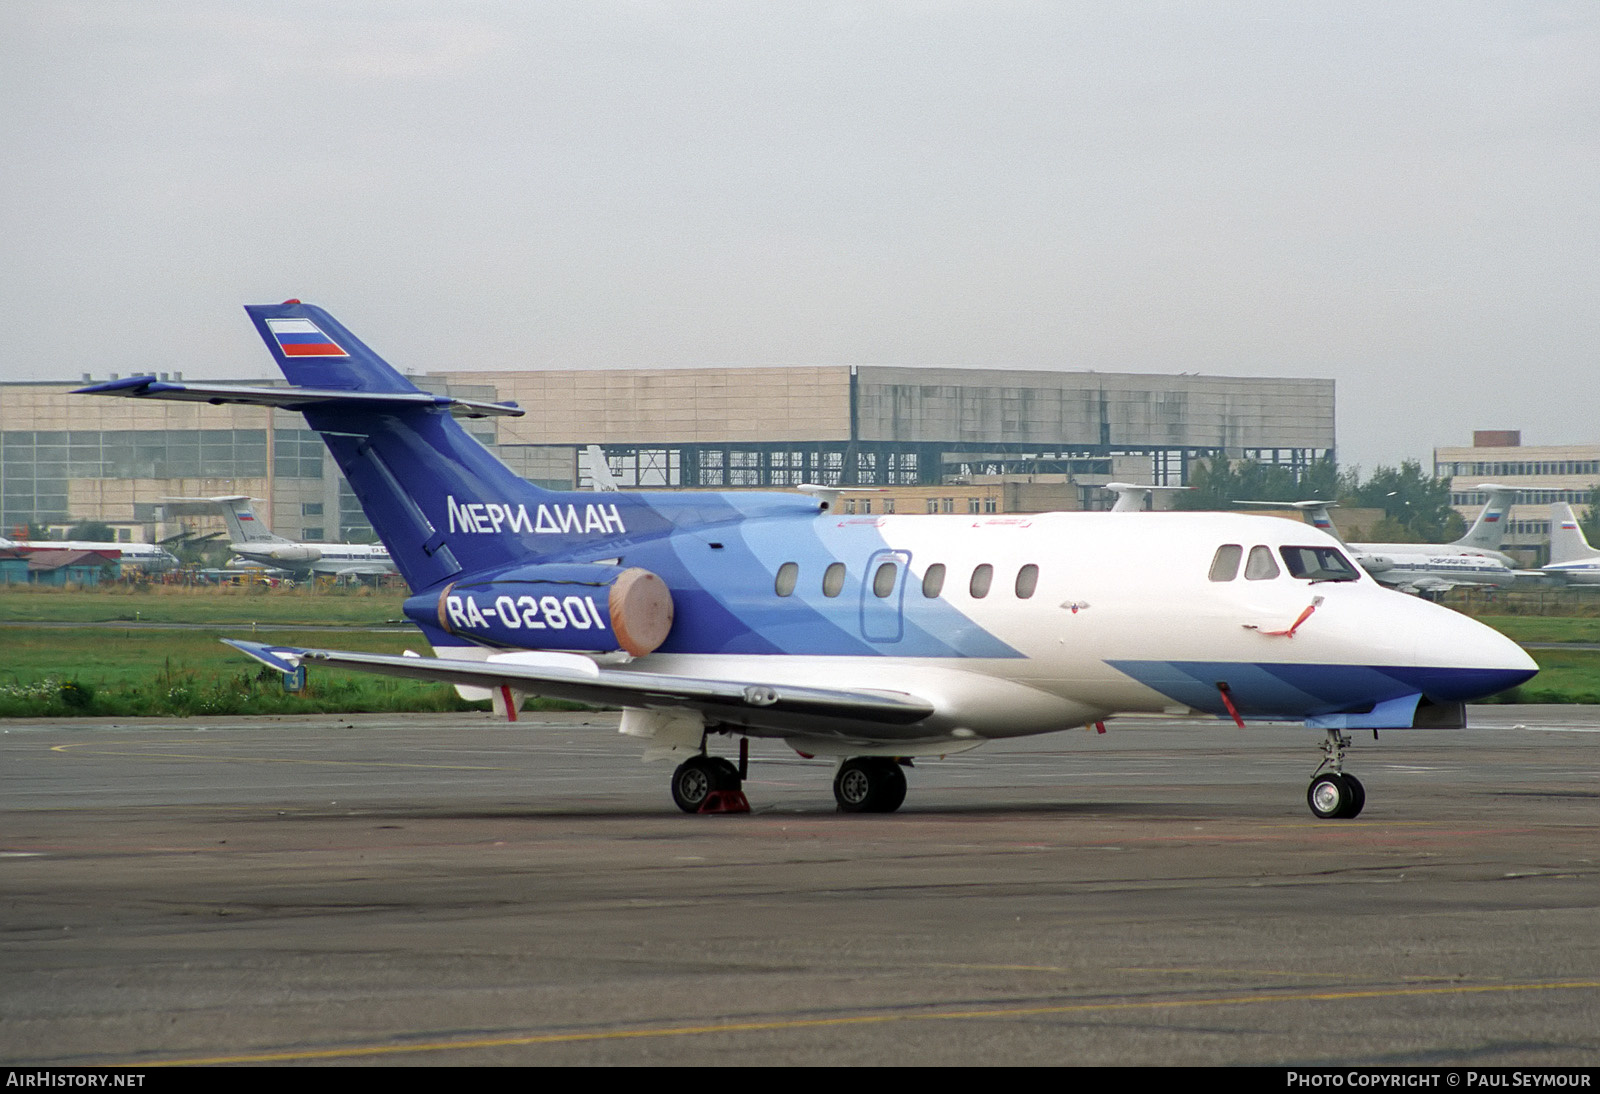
<box><xmin>699</xmin><ymin>790</ymin><xmax>751</xmax><ymax>814</ymax></box>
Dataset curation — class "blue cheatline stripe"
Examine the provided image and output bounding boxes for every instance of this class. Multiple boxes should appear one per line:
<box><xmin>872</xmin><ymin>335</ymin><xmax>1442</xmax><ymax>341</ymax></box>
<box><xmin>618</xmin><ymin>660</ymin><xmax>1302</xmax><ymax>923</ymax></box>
<box><xmin>1106</xmin><ymin>660</ymin><xmax>1536</xmax><ymax>716</ymax></box>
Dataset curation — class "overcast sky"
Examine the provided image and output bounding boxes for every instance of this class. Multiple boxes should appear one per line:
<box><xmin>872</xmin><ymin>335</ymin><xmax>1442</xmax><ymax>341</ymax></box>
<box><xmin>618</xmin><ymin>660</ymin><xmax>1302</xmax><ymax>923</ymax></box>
<box><xmin>2</xmin><ymin>1</ymin><xmax>1595</xmax><ymax>472</ymax></box>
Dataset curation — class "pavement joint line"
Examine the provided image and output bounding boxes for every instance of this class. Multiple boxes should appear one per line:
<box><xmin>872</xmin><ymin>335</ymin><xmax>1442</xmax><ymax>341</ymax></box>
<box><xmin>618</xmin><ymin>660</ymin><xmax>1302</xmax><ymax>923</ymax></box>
<box><xmin>48</xmin><ymin>742</ymin><xmax>505</xmax><ymax>770</ymax></box>
<box><xmin>119</xmin><ymin>978</ymin><xmax>1600</xmax><ymax>1067</ymax></box>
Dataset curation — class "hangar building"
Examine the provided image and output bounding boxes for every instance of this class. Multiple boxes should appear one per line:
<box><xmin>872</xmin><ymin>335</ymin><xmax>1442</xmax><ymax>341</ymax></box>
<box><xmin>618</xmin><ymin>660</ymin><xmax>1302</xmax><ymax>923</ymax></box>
<box><xmin>0</xmin><ymin>367</ymin><xmax>1335</xmax><ymax>544</ymax></box>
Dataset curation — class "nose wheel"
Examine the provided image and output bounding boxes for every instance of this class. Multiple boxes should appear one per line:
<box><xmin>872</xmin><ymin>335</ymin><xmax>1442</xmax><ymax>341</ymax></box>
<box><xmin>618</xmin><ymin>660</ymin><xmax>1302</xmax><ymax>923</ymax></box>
<box><xmin>1307</xmin><ymin>771</ymin><xmax>1365</xmax><ymax>819</ymax></box>
<box><xmin>1307</xmin><ymin>728</ymin><xmax>1366</xmax><ymax>819</ymax></box>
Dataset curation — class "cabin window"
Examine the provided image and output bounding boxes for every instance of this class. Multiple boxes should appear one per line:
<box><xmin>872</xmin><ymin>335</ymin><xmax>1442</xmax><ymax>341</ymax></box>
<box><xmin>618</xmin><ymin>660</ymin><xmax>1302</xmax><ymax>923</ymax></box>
<box><xmin>774</xmin><ymin>562</ymin><xmax>799</xmax><ymax>596</ymax></box>
<box><xmin>922</xmin><ymin>563</ymin><xmax>946</xmax><ymax>598</ymax></box>
<box><xmin>1209</xmin><ymin>544</ymin><xmax>1242</xmax><ymax>582</ymax></box>
<box><xmin>970</xmin><ymin>563</ymin><xmax>994</xmax><ymax>598</ymax></box>
<box><xmin>872</xmin><ymin>561</ymin><xmax>897</xmax><ymax>597</ymax></box>
<box><xmin>822</xmin><ymin>562</ymin><xmax>846</xmax><ymax>597</ymax></box>
<box><xmin>1278</xmin><ymin>546</ymin><xmax>1361</xmax><ymax>582</ymax></box>
<box><xmin>1015</xmin><ymin>564</ymin><xmax>1039</xmax><ymax>598</ymax></box>
<box><xmin>1244</xmin><ymin>545</ymin><xmax>1280</xmax><ymax>580</ymax></box>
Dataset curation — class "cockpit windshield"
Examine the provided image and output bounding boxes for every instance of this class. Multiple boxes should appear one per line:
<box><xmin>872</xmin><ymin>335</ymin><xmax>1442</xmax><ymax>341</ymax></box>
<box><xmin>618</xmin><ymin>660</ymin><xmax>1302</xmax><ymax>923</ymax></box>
<box><xmin>1278</xmin><ymin>545</ymin><xmax>1361</xmax><ymax>582</ymax></box>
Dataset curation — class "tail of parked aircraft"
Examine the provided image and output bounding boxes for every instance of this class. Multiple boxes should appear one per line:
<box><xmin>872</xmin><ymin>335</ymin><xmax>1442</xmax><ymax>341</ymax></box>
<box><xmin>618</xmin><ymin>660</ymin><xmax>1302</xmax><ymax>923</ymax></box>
<box><xmin>164</xmin><ymin>495</ymin><xmax>291</xmax><ymax>546</ymax></box>
<box><xmin>1548</xmin><ymin>503</ymin><xmax>1600</xmax><ymax>564</ymax></box>
<box><xmin>1454</xmin><ymin>484</ymin><xmax>1517</xmax><ymax>552</ymax></box>
<box><xmin>78</xmin><ymin>302</ymin><xmax>652</xmax><ymax>591</ymax></box>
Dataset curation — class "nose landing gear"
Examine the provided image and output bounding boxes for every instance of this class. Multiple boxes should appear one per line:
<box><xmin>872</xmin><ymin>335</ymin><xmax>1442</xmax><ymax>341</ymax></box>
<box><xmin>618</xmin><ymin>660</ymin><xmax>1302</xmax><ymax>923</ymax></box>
<box><xmin>1307</xmin><ymin>728</ymin><xmax>1366</xmax><ymax>819</ymax></box>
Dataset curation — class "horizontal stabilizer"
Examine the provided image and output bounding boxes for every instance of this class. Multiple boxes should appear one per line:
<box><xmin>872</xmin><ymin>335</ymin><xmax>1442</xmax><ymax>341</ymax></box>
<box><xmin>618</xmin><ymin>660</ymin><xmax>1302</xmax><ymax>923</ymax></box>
<box><xmin>74</xmin><ymin>376</ymin><xmax>522</xmax><ymax>419</ymax></box>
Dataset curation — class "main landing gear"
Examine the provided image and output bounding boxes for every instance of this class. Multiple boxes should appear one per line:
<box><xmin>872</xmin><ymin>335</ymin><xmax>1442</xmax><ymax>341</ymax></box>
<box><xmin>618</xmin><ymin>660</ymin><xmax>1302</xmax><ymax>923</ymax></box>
<box><xmin>670</xmin><ymin>754</ymin><xmax>746</xmax><ymax>814</ymax></box>
<box><xmin>1307</xmin><ymin>728</ymin><xmax>1366</xmax><ymax>819</ymax></box>
<box><xmin>832</xmin><ymin>757</ymin><xmax>908</xmax><ymax>814</ymax></box>
<box><xmin>669</xmin><ymin>748</ymin><xmax>911</xmax><ymax>814</ymax></box>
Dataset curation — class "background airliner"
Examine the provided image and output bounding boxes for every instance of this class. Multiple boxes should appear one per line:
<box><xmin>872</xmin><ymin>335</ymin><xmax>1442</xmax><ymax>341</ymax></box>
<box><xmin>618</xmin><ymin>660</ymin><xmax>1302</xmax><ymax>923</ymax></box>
<box><xmin>0</xmin><ymin>534</ymin><xmax>177</xmax><ymax>571</ymax></box>
<box><xmin>164</xmin><ymin>495</ymin><xmax>395</xmax><ymax>580</ymax></box>
<box><xmin>1249</xmin><ymin>488</ymin><xmax>1520</xmax><ymax>595</ymax></box>
<box><xmin>1542</xmin><ymin>502</ymin><xmax>1600</xmax><ymax>585</ymax></box>
<box><xmin>76</xmin><ymin>303</ymin><xmax>1536</xmax><ymax>820</ymax></box>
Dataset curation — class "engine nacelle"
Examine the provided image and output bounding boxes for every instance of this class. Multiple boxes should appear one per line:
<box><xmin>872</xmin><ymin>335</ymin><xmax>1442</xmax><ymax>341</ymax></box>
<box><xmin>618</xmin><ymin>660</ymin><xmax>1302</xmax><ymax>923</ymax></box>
<box><xmin>1356</xmin><ymin>553</ymin><xmax>1395</xmax><ymax>574</ymax></box>
<box><xmin>259</xmin><ymin>544</ymin><xmax>320</xmax><ymax>563</ymax></box>
<box><xmin>405</xmin><ymin>563</ymin><xmax>674</xmax><ymax>657</ymax></box>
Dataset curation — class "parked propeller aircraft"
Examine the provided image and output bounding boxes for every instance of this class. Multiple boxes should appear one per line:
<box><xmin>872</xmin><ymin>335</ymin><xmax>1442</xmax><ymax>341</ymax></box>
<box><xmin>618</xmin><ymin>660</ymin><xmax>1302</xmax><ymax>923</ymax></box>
<box><xmin>1243</xmin><ymin>490</ymin><xmax>1521</xmax><ymax>595</ymax></box>
<box><xmin>75</xmin><ymin>303</ymin><xmax>1537</xmax><ymax>819</ymax></box>
<box><xmin>163</xmin><ymin>495</ymin><xmax>396</xmax><ymax>579</ymax></box>
<box><xmin>1542</xmin><ymin>503</ymin><xmax>1600</xmax><ymax>585</ymax></box>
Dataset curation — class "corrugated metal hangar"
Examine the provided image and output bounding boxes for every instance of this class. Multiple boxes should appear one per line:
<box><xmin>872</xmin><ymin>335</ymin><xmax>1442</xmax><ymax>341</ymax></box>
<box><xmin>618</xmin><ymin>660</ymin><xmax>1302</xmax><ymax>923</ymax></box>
<box><xmin>1</xmin><ymin>366</ymin><xmax>1334</xmax><ymax>543</ymax></box>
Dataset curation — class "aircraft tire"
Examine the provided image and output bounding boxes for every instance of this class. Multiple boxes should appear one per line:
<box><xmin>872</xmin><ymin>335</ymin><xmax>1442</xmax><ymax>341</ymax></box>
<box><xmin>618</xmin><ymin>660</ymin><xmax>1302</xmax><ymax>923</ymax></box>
<box><xmin>875</xmin><ymin>762</ymin><xmax>908</xmax><ymax>813</ymax></box>
<box><xmin>1340</xmin><ymin>773</ymin><xmax>1366</xmax><ymax>819</ymax></box>
<box><xmin>834</xmin><ymin>757</ymin><xmax>907</xmax><ymax>814</ymax></box>
<box><xmin>671</xmin><ymin>756</ymin><xmax>731</xmax><ymax>814</ymax></box>
<box><xmin>1307</xmin><ymin>772</ymin><xmax>1362</xmax><ymax>819</ymax></box>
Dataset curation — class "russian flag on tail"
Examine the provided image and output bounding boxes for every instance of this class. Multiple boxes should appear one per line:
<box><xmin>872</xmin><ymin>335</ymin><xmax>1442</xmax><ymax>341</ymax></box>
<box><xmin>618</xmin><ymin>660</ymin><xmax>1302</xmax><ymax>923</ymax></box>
<box><xmin>265</xmin><ymin>318</ymin><xmax>348</xmax><ymax>358</ymax></box>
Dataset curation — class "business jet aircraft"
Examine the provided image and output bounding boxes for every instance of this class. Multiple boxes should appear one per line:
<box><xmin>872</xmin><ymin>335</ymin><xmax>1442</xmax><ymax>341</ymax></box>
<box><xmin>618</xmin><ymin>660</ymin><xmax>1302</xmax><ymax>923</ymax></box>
<box><xmin>163</xmin><ymin>495</ymin><xmax>395</xmax><ymax>579</ymax></box>
<box><xmin>75</xmin><ymin>303</ymin><xmax>1537</xmax><ymax>820</ymax></box>
<box><xmin>1247</xmin><ymin>493</ymin><xmax>1520</xmax><ymax>595</ymax></box>
<box><xmin>0</xmin><ymin>534</ymin><xmax>177</xmax><ymax>571</ymax></box>
<box><xmin>1542</xmin><ymin>503</ymin><xmax>1600</xmax><ymax>585</ymax></box>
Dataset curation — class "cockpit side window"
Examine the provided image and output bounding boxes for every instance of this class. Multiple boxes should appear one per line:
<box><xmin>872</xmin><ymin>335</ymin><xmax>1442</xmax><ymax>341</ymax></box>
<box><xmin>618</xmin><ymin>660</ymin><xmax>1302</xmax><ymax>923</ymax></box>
<box><xmin>1209</xmin><ymin>544</ymin><xmax>1242</xmax><ymax>582</ymax></box>
<box><xmin>1244</xmin><ymin>545</ymin><xmax>1280</xmax><ymax>580</ymax></box>
<box><xmin>1279</xmin><ymin>545</ymin><xmax>1361</xmax><ymax>582</ymax></box>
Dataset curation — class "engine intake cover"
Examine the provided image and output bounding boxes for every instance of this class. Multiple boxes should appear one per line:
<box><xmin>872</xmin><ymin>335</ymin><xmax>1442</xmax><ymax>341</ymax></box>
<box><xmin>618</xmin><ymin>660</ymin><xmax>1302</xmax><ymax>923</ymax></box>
<box><xmin>406</xmin><ymin>564</ymin><xmax>674</xmax><ymax>657</ymax></box>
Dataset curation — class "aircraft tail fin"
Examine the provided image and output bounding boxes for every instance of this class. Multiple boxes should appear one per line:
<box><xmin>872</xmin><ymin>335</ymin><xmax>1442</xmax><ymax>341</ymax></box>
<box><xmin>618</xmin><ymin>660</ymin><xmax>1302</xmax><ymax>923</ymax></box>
<box><xmin>244</xmin><ymin>300</ymin><xmax>421</xmax><ymax>394</ymax></box>
<box><xmin>1454</xmin><ymin>484</ymin><xmax>1517</xmax><ymax>552</ymax></box>
<box><xmin>585</xmin><ymin>445</ymin><xmax>620</xmax><ymax>492</ymax></box>
<box><xmin>77</xmin><ymin>302</ymin><xmax>647</xmax><ymax>591</ymax></box>
<box><xmin>164</xmin><ymin>495</ymin><xmax>290</xmax><ymax>546</ymax></box>
<box><xmin>1105</xmin><ymin>483</ymin><xmax>1190</xmax><ymax>512</ymax></box>
<box><xmin>1549</xmin><ymin>503</ymin><xmax>1600</xmax><ymax>564</ymax></box>
<box><xmin>1234</xmin><ymin>499</ymin><xmax>1345</xmax><ymax>544</ymax></box>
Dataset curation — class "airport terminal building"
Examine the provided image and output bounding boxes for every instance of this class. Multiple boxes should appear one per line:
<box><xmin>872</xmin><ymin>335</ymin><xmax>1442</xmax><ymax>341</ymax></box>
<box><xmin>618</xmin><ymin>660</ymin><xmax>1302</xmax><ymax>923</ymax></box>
<box><xmin>1</xmin><ymin>367</ymin><xmax>1335</xmax><ymax>543</ymax></box>
<box><xmin>1436</xmin><ymin>430</ymin><xmax>1600</xmax><ymax>562</ymax></box>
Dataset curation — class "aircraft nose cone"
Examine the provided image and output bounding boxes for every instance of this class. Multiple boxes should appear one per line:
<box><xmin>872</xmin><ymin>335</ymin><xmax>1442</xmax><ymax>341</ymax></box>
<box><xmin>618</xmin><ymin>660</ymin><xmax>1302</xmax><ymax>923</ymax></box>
<box><xmin>1412</xmin><ymin>607</ymin><xmax>1537</xmax><ymax>702</ymax></box>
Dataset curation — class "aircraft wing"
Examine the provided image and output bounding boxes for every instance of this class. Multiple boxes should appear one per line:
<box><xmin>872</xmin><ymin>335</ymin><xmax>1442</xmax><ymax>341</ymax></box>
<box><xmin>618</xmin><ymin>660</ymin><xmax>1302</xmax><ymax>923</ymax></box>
<box><xmin>308</xmin><ymin>560</ymin><xmax>396</xmax><ymax>577</ymax></box>
<box><xmin>226</xmin><ymin>640</ymin><xmax>938</xmax><ymax>738</ymax></box>
<box><xmin>1381</xmin><ymin>575</ymin><xmax>1500</xmax><ymax>595</ymax></box>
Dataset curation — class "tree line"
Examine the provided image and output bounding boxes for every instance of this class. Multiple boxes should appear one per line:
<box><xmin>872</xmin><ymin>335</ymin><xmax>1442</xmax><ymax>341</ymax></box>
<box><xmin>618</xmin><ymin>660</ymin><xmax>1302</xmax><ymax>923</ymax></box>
<box><xmin>1171</xmin><ymin>457</ymin><xmax>1465</xmax><ymax>543</ymax></box>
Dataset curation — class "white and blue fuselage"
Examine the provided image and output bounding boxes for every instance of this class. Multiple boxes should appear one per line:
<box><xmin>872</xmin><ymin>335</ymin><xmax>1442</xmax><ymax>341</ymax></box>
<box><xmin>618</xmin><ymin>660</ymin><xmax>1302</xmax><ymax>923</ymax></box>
<box><xmin>76</xmin><ymin>302</ymin><xmax>1537</xmax><ymax>816</ymax></box>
